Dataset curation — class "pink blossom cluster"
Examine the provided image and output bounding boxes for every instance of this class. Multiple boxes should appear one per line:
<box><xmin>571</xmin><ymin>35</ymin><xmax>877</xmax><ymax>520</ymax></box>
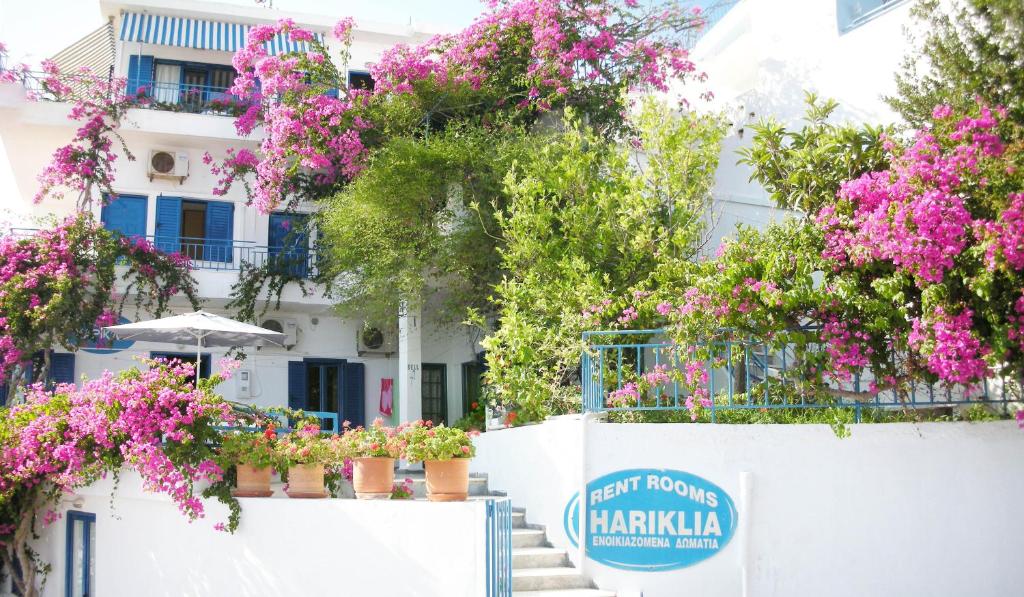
<box><xmin>0</xmin><ymin>361</ymin><xmax>233</xmax><ymax>527</ymax></box>
<box><xmin>681</xmin><ymin>361</ymin><xmax>710</xmax><ymax>421</ymax></box>
<box><xmin>820</xmin><ymin>105</ymin><xmax>1007</xmax><ymax>285</ymax></box>
<box><xmin>908</xmin><ymin>307</ymin><xmax>990</xmax><ymax>384</ymax></box>
<box><xmin>979</xmin><ymin>192</ymin><xmax>1024</xmax><ymax>272</ymax></box>
<box><xmin>607</xmin><ymin>381</ymin><xmax>640</xmax><ymax>407</ymax></box>
<box><xmin>819</xmin><ymin>315</ymin><xmax>873</xmax><ymax>382</ymax></box>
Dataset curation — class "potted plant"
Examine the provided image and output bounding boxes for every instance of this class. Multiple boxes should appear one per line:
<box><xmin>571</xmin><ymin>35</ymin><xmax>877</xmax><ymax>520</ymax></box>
<box><xmin>340</xmin><ymin>419</ymin><xmax>401</xmax><ymax>499</ymax></box>
<box><xmin>401</xmin><ymin>421</ymin><xmax>476</xmax><ymax>502</ymax></box>
<box><xmin>277</xmin><ymin>424</ymin><xmax>334</xmax><ymax>498</ymax></box>
<box><xmin>218</xmin><ymin>424</ymin><xmax>278</xmax><ymax>497</ymax></box>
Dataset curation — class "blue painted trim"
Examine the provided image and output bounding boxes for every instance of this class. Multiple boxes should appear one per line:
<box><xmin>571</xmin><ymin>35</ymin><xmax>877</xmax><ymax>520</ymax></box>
<box><xmin>65</xmin><ymin>511</ymin><xmax>96</xmax><ymax>597</ymax></box>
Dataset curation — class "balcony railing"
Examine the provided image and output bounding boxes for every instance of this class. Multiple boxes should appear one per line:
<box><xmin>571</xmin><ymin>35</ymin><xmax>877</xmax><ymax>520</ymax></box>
<box><xmin>130</xmin><ymin>81</ymin><xmax>253</xmax><ymax>116</ymax></box>
<box><xmin>5</xmin><ymin>229</ymin><xmax>317</xmax><ymax>277</ymax></box>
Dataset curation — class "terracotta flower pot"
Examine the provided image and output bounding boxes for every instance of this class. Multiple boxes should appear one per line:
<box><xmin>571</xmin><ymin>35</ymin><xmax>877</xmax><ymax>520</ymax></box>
<box><xmin>353</xmin><ymin>457</ymin><xmax>395</xmax><ymax>499</ymax></box>
<box><xmin>286</xmin><ymin>463</ymin><xmax>327</xmax><ymax>499</ymax></box>
<box><xmin>425</xmin><ymin>458</ymin><xmax>470</xmax><ymax>502</ymax></box>
<box><xmin>233</xmin><ymin>464</ymin><xmax>273</xmax><ymax>497</ymax></box>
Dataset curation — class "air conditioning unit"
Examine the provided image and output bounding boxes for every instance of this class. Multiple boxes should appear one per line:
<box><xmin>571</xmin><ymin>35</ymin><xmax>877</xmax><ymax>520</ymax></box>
<box><xmin>148</xmin><ymin>149</ymin><xmax>189</xmax><ymax>183</ymax></box>
<box><xmin>261</xmin><ymin>318</ymin><xmax>298</xmax><ymax>349</ymax></box>
<box><xmin>357</xmin><ymin>325</ymin><xmax>396</xmax><ymax>356</ymax></box>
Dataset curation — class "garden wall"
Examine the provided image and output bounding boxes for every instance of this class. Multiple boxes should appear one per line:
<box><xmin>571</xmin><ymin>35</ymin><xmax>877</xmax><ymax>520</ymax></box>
<box><xmin>28</xmin><ymin>472</ymin><xmax>489</xmax><ymax>597</ymax></box>
<box><xmin>472</xmin><ymin>418</ymin><xmax>1024</xmax><ymax>597</ymax></box>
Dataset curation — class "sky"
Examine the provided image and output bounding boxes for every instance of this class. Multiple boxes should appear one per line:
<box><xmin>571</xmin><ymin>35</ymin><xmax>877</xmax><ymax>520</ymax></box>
<box><xmin>0</xmin><ymin>0</ymin><xmax>488</xmax><ymax>65</ymax></box>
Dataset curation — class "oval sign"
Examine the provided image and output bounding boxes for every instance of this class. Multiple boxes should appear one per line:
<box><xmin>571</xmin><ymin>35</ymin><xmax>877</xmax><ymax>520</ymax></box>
<box><xmin>81</xmin><ymin>315</ymin><xmax>136</xmax><ymax>354</ymax></box>
<box><xmin>563</xmin><ymin>468</ymin><xmax>737</xmax><ymax>571</ymax></box>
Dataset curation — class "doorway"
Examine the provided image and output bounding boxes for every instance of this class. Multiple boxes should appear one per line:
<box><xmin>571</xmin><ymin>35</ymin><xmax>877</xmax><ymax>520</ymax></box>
<box><xmin>421</xmin><ymin>363</ymin><xmax>448</xmax><ymax>425</ymax></box>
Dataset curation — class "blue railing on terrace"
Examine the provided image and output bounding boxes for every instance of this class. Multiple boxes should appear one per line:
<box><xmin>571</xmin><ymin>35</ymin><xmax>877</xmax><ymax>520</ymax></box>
<box><xmin>485</xmin><ymin>497</ymin><xmax>513</xmax><ymax>597</ymax></box>
<box><xmin>6</xmin><ymin>229</ymin><xmax>316</xmax><ymax>277</ymax></box>
<box><xmin>216</xmin><ymin>410</ymin><xmax>339</xmax><ymax>435</ymax></box>
<box><xmin>581</xmin><ymin>329</ymin><xmax>1020</xmax><ymax>422</ymax></box>
<box><xmin>132</xmin><ymin>81</ymin><xmax>251</xmax><ymax>116</ymax></box>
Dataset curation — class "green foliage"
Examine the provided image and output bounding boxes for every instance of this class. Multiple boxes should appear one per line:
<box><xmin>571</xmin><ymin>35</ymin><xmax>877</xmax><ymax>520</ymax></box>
<box><xmin>217</xmin><ymin>427</ymin><xmax>279</xmax><ymax>470</ymax></box>
<box><xmin>888</xmin><ymin>0</ymin><xmax>1024</xmax><ymax>128</ymax></box>
<box><xmin>736</xmin><ymin>93</ymin><xmax>889</xmax><ymax>215</ymax></box>
<box><xmin>481</xmin><ymin>100</ymin><xmax>727</xmax><ymax>421</ymax></box>
<box><xmin>401</xmin><ymin>423</ymin><xmax>475</xmax><ymax>461</ymax></box>
<box><xmin>338</xmin><ymin>420</ymin><xmax>403</xmax><ymax>458</ymax></box>
<box><xmin>319</xmin><ymin>124</ymin><xmax>531</xmax><ymax>324</ymax></box>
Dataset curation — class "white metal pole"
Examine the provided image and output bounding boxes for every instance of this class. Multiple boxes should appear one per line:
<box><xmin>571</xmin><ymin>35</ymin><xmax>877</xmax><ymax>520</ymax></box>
<box><xmin>196</xmin><ymin>332</ymin><xmax>202</xmax><ymax>379</ymax></box>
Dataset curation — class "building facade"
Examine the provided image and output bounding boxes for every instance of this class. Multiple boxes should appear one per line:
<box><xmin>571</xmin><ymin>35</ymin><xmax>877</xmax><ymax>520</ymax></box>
<box><xmin>0</xmin><ymin>0</ymin><xmax>482</xmax><ymax>429</ymax></box>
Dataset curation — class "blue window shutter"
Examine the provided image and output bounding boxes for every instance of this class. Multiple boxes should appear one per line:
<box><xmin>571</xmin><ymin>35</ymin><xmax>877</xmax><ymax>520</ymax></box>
<box><xmin>101</xmin><ymin>194</ymin><xmax>148</xmax><ymax>239</ymax></box>
<box><xmin>48</xmin><ymin>353</ymin><xmax>76</xmax><ymax>385</ymax></box>
<box><xmin>268</xmin><ymin>213</ymin><xmax>309</xmax><ymax>278</ymax></box>
<box><xmin>154</xmin><ymin>196</ymin><xmax>181</xmax><ymax>254</ymax></box>
<box><xmin>287</xmin><ymin>361</ymin><xmax>307</xmax><ymax>411</ymax></box>
<box><xmin>127</xmin><ymin>54</ymin><xmax>154</xmax><ymax>96</ymax></box>
<box><xmin>203</xmin><ymin>201</ymin><xmax>234</xmax><ymax>262</ymax></box>
<box><xmin>342</xmin><ymin>362</ymin><xmax>365</xmax><ymax>428</ymax></box>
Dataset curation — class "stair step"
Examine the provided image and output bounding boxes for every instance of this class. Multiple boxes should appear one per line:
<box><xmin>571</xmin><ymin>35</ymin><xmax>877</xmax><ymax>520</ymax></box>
<box><xmin>400</xmin><ymin>475</ymin><xmax>490</xmax><ymax>498</ymax></box>
<box><xmin>513</xmin><ymin>547</ymin><xmax>568</xmax><ymax>569</ymax></box>
<box><xmin>512</xmin><ymin>591</ymin><xmax>616</xmax><ymax>597</ymax></box>
<box><xmin>512</xmin><ymin>511</ymin><xmax>526</xmax><ymax>528</ymax></box>
<box><xmin>512</xmin><ymin>567</ymin><xmax>591</xmax><ymax>591</ymax></box>
<box><xmin>511</xmin><ymin>528</ymin><xmax>547</xmax><ymax>548</ymax></box>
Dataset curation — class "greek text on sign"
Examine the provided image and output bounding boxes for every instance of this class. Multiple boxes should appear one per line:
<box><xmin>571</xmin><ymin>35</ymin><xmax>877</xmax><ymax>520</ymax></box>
<box><xmin>563</xmin><ymin>468</ymin><xmax>737</xmax><ymax>571</ymax></box>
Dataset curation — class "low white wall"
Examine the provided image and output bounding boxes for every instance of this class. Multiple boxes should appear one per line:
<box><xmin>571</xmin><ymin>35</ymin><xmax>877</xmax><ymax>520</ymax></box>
<box><xmin>473</xmin><ymin>420</ymin><xmax>1024</xmax><ymax>597</ymax></box>
<box><xmin>30</xmin><ymin>473</ymin><xmax>488</xmax><ymax>597</ymax></box>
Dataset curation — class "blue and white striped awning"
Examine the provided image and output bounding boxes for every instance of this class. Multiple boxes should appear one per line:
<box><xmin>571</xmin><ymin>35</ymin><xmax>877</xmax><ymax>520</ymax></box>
<box><xmin>119</xmin><ymin>12</ymin><xmax>325</xmax><ymax>55</ymax></box>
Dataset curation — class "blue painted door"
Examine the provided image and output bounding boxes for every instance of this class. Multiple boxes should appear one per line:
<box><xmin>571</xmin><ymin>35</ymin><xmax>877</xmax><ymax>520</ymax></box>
<box><xmin>268</xmin><ymin>213</ymin><xmax>308</xmax><ymax>277</ymax></box>
<box><xmin>101</xmin><ymin>195</ymin><xmax>147</xmax><ymax>239</ymax></box>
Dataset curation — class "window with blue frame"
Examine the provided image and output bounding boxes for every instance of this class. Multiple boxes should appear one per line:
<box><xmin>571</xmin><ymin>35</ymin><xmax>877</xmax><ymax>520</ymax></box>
<box><xmin>128</xmin><ymin>54</ymin><xmax>237</xmax><ymax>111</ymax></box>
<box><xmin>100</xmin><ymin>194</ymin><xmax>148</xmax><ymax>239</ymax></box>
<box><xmin>268</xmin><ymin>212</ymin><xmax>310</xmax><ymax>278</ymax></box>
<box><xmin>154</xmin><ymin>196</ymin><xmax>234</xmax><ymax>262</ymax></box>
<box><xmin>1</xmin><ymin>353</ymin><xmax>76</xmax><ymax>404</ymax></box>
<box><xmin>836</xmin><ymin>0</ymin><xmax>906</xmax><ymax>32</ymax></box>
<box><xmin>65</xmin><ymin>511</ymin><xmax>95</xmax><ymax>597</ymax></box>
<box><xmin>288</xmin><ymin>359</ymin><xmax>365</xmax><ymax>428</ymax></box>
<box><xmin>348</xmin><ymin>71</ymin><xmax>374</xmax><ymax>92</ymax></box>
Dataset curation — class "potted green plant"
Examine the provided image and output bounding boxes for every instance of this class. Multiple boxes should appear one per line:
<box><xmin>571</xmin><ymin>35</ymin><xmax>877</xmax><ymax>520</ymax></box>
<box><xmin>340</xmin><ymin>419</ymin><xmax>401</xmax><ymax>499</ymax></box>
<box><xmin>277</xmin><ymin>424</ymin><xmax>334</xmax><ymax>498</ymax></box>
<box><xmin>218</xmin><ymin>424</ymin><xmax>278</xmax><ymax>497</ymax></box>
<box><xmin>401</xmin><ymin>421</ymin><xmax>476</xmax><ymax>502</ymax></box>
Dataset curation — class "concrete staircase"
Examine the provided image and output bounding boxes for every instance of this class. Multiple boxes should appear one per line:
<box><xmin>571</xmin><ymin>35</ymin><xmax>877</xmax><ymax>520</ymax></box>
<box><xmin>399</xmin><ymin>471</ymin><xmax>614</xmax><ymax>597</ymax></box>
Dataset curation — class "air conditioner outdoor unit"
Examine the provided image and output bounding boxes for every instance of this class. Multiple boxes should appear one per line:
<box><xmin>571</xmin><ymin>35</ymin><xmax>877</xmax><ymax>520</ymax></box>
<box><xmin>261</xmin><ymin>318</ymin><xmax>298</xmax><ymax>349</ymax></box>
<box><xmin>357</xmin><ymin>325</ymin><xmax>396</xmax><ymax>356</ymax></box>
<box><xmin>148</xmin><ymin>149</ymin><xmax>189</xmax><ymax>183</ymax></box>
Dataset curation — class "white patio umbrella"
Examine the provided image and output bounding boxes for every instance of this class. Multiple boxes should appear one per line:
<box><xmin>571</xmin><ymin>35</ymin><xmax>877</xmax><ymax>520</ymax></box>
<box><xmin>102</xmin><ymin>310</ymin><xmax>286</xmax><ymax>374</ymax></box>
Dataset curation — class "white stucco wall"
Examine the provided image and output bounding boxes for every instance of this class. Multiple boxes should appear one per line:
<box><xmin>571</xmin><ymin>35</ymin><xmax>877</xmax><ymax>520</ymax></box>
<box><xmin>472</xmin><ymin>419</ymin><xmax>1024</xmax><ymax>597</ymax></box>
<box><xmin>684</xmin><ymin>0</ymin><xmax>917</xmax><ymax>248</ymax></box>
<box><xmin>28</xmin><ymin>472</ymin><xmax>489</xmax><ymax>597</ymax></box>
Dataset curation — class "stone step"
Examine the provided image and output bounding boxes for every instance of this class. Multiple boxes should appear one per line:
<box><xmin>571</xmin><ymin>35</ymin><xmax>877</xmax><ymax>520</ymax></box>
<box><xmin>512</xmin><ymin>590</ymin><xmax>616</xmax><ymax>597</ymax></box>
<box><xmin>512</xmin><ymin>547</ymin><xmax>568</xmax><ymax>569</ymax></box>
<box><xmin>399</xmin><ymin>474</ymin><xmax>491</xmax><ymax>498</ymax></box>
<box><xmin>512</xmin><ymin>567</ymin><xmax>591</xmax><ymax>592</ymax></box>
<box><xmin>512</xmin><ymin>510</ymin><xmax>526</xmax><ymax>528</ymax></box>
<box><xmin>511</xmin><ymin>528</ymin><xmax>547</xmax><ymax>548</ymax></box>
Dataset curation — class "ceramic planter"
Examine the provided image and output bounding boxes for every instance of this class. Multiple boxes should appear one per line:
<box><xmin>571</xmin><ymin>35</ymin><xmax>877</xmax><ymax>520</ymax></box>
<box><xmin>233</xmin><ymin>464</ymin><xmax>273</xmax><ymax>497</ymax></box>
<box><xmin>353</xmin><ymin>457</ymin><xmax>395</xmax><ymax>499</ymax></box>
<box><xmin>425</xmin><ymin>458</ymin><xmax>470</xmax><ymax>502</ymax></box>
<box><xmin>286</xmin><ymin>463</ymin><xmax>327</xmax><ymax>498</ymax></box>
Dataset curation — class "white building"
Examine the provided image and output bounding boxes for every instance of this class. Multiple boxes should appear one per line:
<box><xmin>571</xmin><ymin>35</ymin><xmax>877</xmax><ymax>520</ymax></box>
<box><xmin>0</xmin><ymin>0</ymin><xmax>483</xmax><ymax>430</ymax></box>
<box><xmin>684</xmin><ymin>0</ymin><xmax>916</xmax><ymax>245</ymax></box>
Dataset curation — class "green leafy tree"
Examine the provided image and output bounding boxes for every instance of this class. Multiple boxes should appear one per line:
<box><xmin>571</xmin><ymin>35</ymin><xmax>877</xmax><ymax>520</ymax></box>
<box><xmin>888</xmin><ymin>0</ymin><xmax>1024</xmax><ymax>127</ymax></box>
<box><xmin>481</xmin><ymin>101</ymin><xmax>726</xmax><ymax>421</ymax></box>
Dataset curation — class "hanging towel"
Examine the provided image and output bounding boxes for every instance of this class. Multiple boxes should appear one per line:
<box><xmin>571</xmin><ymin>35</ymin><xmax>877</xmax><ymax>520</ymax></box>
<box><xmin>379</xmin><ymin>378</ymin><xmax>393</xmax><ymax>416</ymax></box>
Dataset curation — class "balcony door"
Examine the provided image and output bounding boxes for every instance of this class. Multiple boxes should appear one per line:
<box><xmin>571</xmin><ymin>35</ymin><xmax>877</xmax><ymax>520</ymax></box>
<box><xmin>153</xmin><ymin>63</ymin><xmax>181</xmax><ymax>104</ymax></box>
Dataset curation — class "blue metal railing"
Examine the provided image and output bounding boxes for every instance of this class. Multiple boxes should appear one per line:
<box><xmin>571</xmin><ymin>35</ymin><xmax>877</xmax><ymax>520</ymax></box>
<box><xmin>5</xmin><ymin>229</ymin><xmax>316</xmax><ymax>277</ymax></box>
<box><xmin>217</xmin><ymin>410</ymin><xmax>339</xmax><ymax>435</ymax></box>
<box><xmin>130</xmin><ymin>81</ymin><xmax>253</xmax><ymax>115</ymax></box>
<box><xmin>485</xmin><ymin>498</ymin><xmax>512</xmax><ymax>597</ymax></box>
<box><xmin>581</xmin><ymin>329</ymin><xmax>1019</xmax><ymax>421</ymax></box>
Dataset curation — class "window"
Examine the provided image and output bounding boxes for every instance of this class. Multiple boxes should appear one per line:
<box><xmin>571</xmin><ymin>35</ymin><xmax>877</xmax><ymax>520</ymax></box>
<box><xmin>268</xmin><ymin>213</ymin><xmax>310</xmax><ymax>277</ymax></box>
<box><xmin>461</xmin><ymin>359</ymin><xmax>486</xmax><ymax>417</ymax></box>
<box><xmin>348</xmin><ymin>71</ymin><xmax>374</xmax><ymax>92</ymax></box>
<box><xmin>134</xmin><ymin>56</ymin><xmax>238</xmax><ymax>108</ymax></box>
<box><xmin>150</xmin><ymin>352</ymin><xmax>210</xmax><ymax>387</ymax></box>
<box><xmin>154</xmin><ymin>196</ymin><xmax>234</xmax><ymax>262</ymax></box>
<box><xmin>65</xmin><ymin>511</ymin><xmax>95</xmax><ymax>597</ymax></box>
<box><xmin>836</xmin><ymin>0</ymin><xmax>906</xmax><ymax>31</ymax></box>
<box><xmin>422</xmin><ymin>364</ymin><xmax>448</xmax><ymax>425</ymax></box>
<box><xmin>100</xmin><ymin>194</ymin><xmax>147</xmax><ymax>239</ymax></box>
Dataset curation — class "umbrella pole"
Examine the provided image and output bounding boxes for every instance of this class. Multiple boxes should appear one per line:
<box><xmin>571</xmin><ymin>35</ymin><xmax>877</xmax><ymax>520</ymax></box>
<box><xmin>196</xmin><ymin>333</ymin><xmax>202</xmax><ymax>380</ymax></box>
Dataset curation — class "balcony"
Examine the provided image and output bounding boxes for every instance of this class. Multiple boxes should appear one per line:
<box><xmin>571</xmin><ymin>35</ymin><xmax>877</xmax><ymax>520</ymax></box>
<box><xmin>131</xmin><ymin>81</ymin><xmax>252</xmax><ymax>116</ymax></box>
